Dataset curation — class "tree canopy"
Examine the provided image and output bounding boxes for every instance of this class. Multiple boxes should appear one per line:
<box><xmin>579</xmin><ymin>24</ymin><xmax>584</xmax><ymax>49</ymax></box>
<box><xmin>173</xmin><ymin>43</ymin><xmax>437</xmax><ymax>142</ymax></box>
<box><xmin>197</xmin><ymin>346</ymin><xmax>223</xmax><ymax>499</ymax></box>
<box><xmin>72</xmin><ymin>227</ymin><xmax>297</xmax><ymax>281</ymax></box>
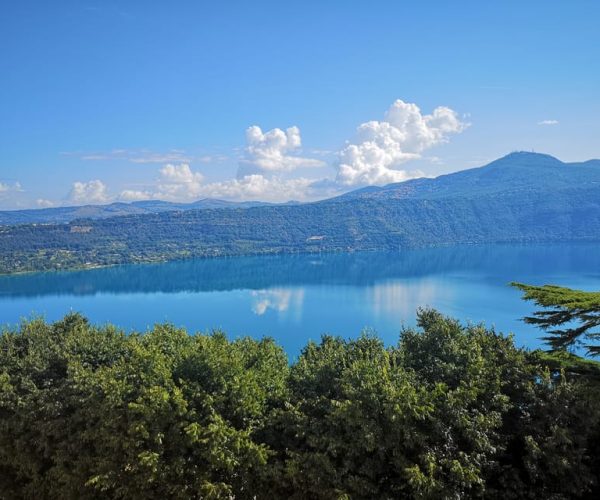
<box><xmin>1</xmin><ymin>310</ymin><xmax>599</xmax><ymax>498</ymax></box>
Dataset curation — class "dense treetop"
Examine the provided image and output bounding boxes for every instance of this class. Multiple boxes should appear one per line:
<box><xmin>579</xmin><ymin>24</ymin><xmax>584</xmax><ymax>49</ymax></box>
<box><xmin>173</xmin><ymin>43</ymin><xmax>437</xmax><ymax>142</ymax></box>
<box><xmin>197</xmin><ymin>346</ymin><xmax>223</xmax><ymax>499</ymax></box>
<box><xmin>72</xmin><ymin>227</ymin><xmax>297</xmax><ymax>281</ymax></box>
<box><xmin>1</xmin><ymin>309</ymin><xmax>599</xmax><ymax>499</ymax></box>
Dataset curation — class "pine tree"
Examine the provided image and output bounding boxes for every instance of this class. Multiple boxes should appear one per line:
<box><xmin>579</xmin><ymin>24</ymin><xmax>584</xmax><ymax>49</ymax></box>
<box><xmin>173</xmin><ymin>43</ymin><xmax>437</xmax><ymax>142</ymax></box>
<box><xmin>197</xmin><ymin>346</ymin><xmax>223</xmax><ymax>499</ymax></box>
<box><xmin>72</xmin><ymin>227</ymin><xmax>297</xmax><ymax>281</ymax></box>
<box><xmin>512</xmin><ymin>283</ymin><xmax>600</xmax><ymax>355</ymax></box>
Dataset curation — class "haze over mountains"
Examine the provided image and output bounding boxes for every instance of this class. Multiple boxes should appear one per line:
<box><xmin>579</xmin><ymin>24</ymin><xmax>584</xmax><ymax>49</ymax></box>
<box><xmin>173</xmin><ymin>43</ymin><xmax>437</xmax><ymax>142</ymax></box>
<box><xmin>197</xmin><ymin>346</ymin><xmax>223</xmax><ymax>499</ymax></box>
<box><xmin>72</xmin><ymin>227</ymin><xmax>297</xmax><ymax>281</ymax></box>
<box><xmin>2</xmin><ymin>152</ymin><xmax>599</xmax><ymax>227</ymax></box>
<box><xmin>0</xmin><ymin>199</ymin><xmax>277</xmax><ymax>226</ymax></box>
<box><xmin>1</xmin><ymin>152</ymin><xmax>599</xmax><ymax>274</ymax></box>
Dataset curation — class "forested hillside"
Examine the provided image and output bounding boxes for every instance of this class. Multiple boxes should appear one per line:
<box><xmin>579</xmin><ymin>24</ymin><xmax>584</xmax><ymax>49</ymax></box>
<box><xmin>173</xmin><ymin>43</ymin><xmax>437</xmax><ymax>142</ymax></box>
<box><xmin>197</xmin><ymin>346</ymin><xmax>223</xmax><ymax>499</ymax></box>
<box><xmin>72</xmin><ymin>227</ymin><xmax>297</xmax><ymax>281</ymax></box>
<box><xmin>1</xmin><ymin>152</ymin><xmax>599</xmax><ymax>274</ymax></box>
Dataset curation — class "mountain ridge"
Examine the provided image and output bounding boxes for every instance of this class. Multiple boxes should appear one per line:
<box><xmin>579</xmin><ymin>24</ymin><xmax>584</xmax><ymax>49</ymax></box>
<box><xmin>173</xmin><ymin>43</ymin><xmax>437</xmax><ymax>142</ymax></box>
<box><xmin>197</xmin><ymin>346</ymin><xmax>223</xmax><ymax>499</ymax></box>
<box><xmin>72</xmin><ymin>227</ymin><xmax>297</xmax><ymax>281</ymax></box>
<box><xmin>330</xmin><ymin>152</ymin><xmax>600</xmax><ymax>202</ymax></box>
<box><xmin>2</xmin><ymin>152</ymin><xmax>599</xmax><ymax>226</ymax></box>
<box><xmin>0</xmin><ymin>198</ymin><xmax>277</xmax><ymax>226</ymax></box>
<box><xmin>1</xmin><ymin>151</ymin><xmax>600</xmax><ymax>274</ymax></box>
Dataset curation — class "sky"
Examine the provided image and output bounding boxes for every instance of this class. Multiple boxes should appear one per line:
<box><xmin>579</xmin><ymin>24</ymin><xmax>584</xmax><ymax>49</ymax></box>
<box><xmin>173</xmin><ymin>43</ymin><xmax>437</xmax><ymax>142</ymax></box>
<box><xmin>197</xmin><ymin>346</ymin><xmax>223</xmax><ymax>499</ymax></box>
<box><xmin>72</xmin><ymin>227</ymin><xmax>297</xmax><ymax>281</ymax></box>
<box><xmin>1</xmin><ymin>0</ymin><xmax>599</xmax><ymax>209</ymax></box>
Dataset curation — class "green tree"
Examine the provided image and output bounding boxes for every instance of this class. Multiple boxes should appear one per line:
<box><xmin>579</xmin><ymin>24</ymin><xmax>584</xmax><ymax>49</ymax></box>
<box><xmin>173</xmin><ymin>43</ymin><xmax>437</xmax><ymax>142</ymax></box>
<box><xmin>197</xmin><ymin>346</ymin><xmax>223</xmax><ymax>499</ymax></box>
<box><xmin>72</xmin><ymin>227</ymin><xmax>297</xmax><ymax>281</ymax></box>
<box><xmin>1</xmin><ymin>311</ymin><xmax>599</xmax><ymax>499</ymax></box>
<box><xmin>260</xmin><ymin>309</ymin><xmax>599</xmax><ymax>499</ymax></box>
<box><xmin>0</xmin><ymin>313</ymin><xmax>288</xmax><ymax>499</ymax></box>
<box><xmin>512</xmin><ymin>283</ymin><xmax>600</xmax><ymax>355</ymax></box>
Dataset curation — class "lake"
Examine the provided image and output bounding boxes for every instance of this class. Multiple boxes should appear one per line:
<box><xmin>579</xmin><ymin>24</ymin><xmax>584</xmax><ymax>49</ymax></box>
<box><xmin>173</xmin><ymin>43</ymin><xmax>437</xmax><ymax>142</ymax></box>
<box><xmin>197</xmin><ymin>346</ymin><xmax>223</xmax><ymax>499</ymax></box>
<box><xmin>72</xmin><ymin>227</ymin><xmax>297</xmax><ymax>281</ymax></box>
<box><xmin>1</xmin><ymin>243</ymin><xmax>599</xmax><ymax>357</ymax></box>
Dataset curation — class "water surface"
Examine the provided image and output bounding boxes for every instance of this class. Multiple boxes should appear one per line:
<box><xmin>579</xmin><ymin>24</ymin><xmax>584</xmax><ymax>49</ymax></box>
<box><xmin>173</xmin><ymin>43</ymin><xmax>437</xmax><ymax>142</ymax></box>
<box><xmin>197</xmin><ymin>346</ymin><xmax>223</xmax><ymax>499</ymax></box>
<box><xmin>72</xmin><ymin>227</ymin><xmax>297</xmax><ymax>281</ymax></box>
<box><xmin>1</xmin><ymin>243</ymin><xmax>599</xmax><ymax>357</ymax></box>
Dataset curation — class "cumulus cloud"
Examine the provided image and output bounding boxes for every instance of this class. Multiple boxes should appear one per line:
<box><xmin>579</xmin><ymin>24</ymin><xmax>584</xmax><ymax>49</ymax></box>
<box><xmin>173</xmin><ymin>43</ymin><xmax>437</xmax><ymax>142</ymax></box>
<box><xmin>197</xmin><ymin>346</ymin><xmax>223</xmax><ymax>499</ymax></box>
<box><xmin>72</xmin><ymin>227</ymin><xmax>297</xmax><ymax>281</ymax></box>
<box><xmin>154</xmin><ymin>163</ymin><xmax>204</xmax><ymax>201</ymax></box>
<box><xmin>36</xmin><ymin>199</ymin><xmax>55</xmax><ymax>208</ymax></box>
<box><xmin>69</xmin><ymin>180</ymin><xmax>110</xmax><ymax>204</ymax></box>
<box><xmin>96</xmin><ymin>101</ymin><xmax>468</xmax><ymax>205</ymax></box>
<box><xmin>238</xmin><ymin>125</ymin><xmax>325</xmax><ymax>176</ymax></box>
<box><xmin>118</xmin><ymin>163</ymin><xmax>207</xmax><ymax>203</ymax></box>
<box><xmin>120</xmin><ymin>171</ymin><xmax>325</xmax><ymax>204</ymax></box>
<box><xmin>216</xmin><ymin>125</ymin><xmax>330</xmax><ymax>201</ymax></box>
<box><xmin>195</xmin><ymin>175</ymin><xmax>318</xmax><ymax>202</ymax></box>
<box><xmin>117</xmin><ymin>176</ymin><xmax>315</xmax><ymax>204</ymax></box>
<box><xmin>538</xmin><ymin>119</ymin><xmax>559</xmax><ymax>126</ymax></box>
<box><xmin>336</xmin><ymin>100</ymin><xmax>468</xmax><ymax>186</ymax></box>
<box><xmin>127</xmin><ymin>127</ymin><xmax>331</xmax><ymax>203</ymax></box>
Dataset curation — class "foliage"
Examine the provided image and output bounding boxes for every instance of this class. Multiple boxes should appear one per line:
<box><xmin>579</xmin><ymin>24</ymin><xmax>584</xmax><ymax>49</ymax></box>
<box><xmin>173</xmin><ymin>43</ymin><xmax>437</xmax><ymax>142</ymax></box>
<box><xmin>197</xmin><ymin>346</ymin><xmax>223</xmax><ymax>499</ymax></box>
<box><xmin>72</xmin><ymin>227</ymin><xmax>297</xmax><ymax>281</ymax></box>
<box><xmin>0</xmin><ymin>310</ymin><xmax>599</xmax><ymax>498</ymax></box>
<box><xmin>529</xmin><ymin>350</ymin><xmax>600</xmax><ymax>381</ymax></box>
<box><xmin>512</xmin><ymin>283</ymin><xmax>600</xmax><ymax>355</ymax></box>
<box><xmin>0</xmin><ymin>314</ymin><xmax>288</xmax><ymax>499</ymax></box>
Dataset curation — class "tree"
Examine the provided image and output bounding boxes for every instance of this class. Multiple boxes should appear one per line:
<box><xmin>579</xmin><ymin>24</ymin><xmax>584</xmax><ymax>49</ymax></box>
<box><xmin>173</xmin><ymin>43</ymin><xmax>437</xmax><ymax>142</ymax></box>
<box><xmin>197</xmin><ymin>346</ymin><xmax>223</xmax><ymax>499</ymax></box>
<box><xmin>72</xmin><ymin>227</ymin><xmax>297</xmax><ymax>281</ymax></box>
<box><xmin>0</xmin><ymin>313</ymin><xmax>288</xmax><ymax>499</ymax></box>
<box><xmin>512</xmin><ymin>283</ymin><xmax>600</xmax><ymax>355</ymax></box>
<box><xmin>260</xmin><ymin>309</ymin><xmax>600</xmax><ymax>499</ymax></box>
<box><xmin>1</xmin><ymin>311</ymin><xmax>599</xmax><ymax>498</ymax></box>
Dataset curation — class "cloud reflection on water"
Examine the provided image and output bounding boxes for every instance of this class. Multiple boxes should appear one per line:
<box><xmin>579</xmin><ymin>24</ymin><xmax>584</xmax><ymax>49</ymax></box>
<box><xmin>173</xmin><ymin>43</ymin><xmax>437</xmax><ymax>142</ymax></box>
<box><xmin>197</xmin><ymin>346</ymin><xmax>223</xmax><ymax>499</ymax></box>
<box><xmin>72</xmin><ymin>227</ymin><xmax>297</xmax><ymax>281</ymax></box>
<box><xmin>367</xmin><ymin>278</ymin><xmax>453</xmax><ymax>322</ymax></box>
<box><xmin>251</xmin><ymin>288</ymin><xmax>305</xmax><ymax>320</ymax></box>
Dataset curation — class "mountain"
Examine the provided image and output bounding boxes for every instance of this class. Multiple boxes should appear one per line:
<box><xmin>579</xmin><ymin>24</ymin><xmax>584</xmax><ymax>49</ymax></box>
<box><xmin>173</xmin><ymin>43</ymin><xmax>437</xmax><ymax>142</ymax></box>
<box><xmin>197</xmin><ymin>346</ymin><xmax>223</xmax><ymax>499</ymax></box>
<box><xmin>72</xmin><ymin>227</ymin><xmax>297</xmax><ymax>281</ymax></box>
<box><xmin>0</xmin><ymin>198</ymin><xmax>275</xmax><ymax>225</ymax></box>
<box><xmin>1</xmin><ymin>152</ymin><xmax>600</xmax><ymax>274</ymax></box>
<box><xmin>332</xmin><ymin>152</ymin><xmax>600</xmax><ymax>202</ymax></box>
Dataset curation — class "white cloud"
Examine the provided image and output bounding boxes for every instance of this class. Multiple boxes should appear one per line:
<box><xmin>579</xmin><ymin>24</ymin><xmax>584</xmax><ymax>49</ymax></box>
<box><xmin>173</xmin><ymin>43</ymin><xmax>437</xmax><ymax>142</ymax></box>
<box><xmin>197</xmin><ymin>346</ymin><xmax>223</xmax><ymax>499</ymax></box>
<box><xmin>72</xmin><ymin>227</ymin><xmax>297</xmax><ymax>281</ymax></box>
<box><xmin>36</xmin><ymin>198</ymin><xmax>55</xmax><ymax>208</ymax></box>
<box><xmin>0</xmin><ymin>181</ymin><xmax>22</xmax><ymax>194</ymax></box>
<box><xmin>120</xmin><ymin>170</ymin><xmax>331</xmax><ymax>204</ymax></box>
<box><xmin>336</xmin><ymin>99</ymin><xmax>468</xmax><ymax>186</ymax></box>
<box><xmin>218</xmin><ymin>125</ymin><xmax>331</xmax><ymax>201</ymax></box>
<box><xmin>0</xmin><ymin>182</ymin><xmax>24</xmax><ymax>209</ymax></box>
<box><xmin>155</xmin><ymin>126</ymin><xmax>330</xmax><ymax>203</ymax></box>
<box><xmin>69</xmin><ymin>180</ymin><xmax>110</xmax><ymax>204</ymax></box>
<box><xmin>160</xmin><ymin>163</ymin><xmax>203</xmax><ymax>184</ymax></box>
<box><xmin>194</xmin><ymin>175</ymin><xmax>317</xmax><ymax>202</ymax></box>
<box><xmin>129</xmin><ymin>153</ymin><xmax>192</xmax><ymax>164</ymax></box>
<box><xmin>119</xmin><ymin>190</ymin><xmax>153</xmax><ymax>202</ymax></box>
<box><xmin>56</xmin><ymin>102</ymin><xmax>467</xmax><ymax>207</ymax></box>
<box><xmin>426</xmin><ymin>156</ymin><xmax>443</xmax><ymax>165</ymax></box>
<box><xmin>197</xmin><ymin>154</ymin><xmax>229</xmax><ymax>164</ymax></box>
<box><xmin>238</xmin><ymin>125</ymin><xmax>325</xmax><ymax>176</ymax></box>
<box><xmin>154</xmin><ymin>163</ymin><xmax>204</xmax><ymax>201</ymax></box>
<box><xmin>72</xmin><ymin>149</ymin><xmax>192</xmax><ymax>164</ymax></box>
<box><xmin>107</xmin><ymin>127</ymin><xmax>332</xmax><ymax>203</ymax></box>
<box><xmin>538</xmin><ymin>119</ymin><xmax>559</xmax><ymax>126</ymax></box>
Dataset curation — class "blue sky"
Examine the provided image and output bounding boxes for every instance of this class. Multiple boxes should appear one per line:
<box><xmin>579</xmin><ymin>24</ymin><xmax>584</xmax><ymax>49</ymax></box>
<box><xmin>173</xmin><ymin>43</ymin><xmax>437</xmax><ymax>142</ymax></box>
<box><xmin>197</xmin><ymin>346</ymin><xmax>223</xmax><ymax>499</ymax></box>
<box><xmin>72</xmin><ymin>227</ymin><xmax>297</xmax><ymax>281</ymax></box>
<box><xmin>1</xmin><ymin>0</ymin><xmax>599</xmax><ymax>208</ymax></box>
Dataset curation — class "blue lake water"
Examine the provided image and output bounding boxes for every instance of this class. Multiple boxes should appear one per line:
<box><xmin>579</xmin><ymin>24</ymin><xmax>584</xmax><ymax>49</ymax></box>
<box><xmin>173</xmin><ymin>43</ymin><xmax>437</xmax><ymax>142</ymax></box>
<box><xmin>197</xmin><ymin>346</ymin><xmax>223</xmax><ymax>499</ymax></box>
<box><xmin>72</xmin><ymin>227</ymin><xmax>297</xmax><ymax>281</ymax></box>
<box><xmin>0</xmin><ymin>243</ymin><xmax>599</xmax><ymax>357</ymax></box>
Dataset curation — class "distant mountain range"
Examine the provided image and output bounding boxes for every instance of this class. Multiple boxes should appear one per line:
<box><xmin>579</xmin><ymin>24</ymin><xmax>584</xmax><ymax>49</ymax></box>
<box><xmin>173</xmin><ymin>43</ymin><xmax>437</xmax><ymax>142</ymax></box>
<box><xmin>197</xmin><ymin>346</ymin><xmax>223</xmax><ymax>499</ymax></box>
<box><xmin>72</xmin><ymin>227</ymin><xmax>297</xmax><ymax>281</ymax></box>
<box><xmin>1</xmin><ymin>152</ymin><xmax>599</xmax><ymax>274</ymax></box>
<box><xmin>0</xmin><ymin>198</ymin><xmax>278</xmax><ymax>225</ymax></box>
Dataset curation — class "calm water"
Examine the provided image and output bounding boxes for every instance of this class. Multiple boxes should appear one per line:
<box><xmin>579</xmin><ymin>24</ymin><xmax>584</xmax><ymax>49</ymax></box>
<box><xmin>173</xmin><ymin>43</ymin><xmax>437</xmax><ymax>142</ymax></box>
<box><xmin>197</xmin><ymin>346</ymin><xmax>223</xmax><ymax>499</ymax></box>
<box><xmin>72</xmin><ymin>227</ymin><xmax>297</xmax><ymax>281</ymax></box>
<box><xmin>1</xmin><ymin>243</ymin><xmax>599</xmax><ymax>357</ymax></box>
